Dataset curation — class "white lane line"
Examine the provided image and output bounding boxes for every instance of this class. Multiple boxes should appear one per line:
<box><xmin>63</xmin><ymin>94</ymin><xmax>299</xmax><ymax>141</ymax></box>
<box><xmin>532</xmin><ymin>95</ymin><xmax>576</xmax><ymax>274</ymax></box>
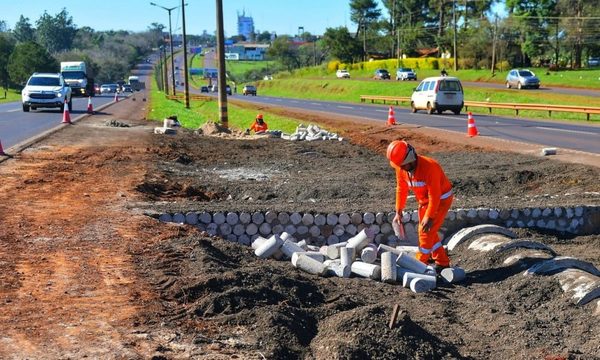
<box><xmin>291</xmin><ymin>100</ymin><xmax>299</xmax><ymax>103</ymax></box>
<box><xmin>375</xmin><ymin>109</ymin><xmax>387</xmax><ymax>112</ymax></box>
<box><xmin>337</xmin><ymin>105</ymin><xmax>354</xmax><ymax>109</ymax></box>
<box><xmin>310</xmin><ymin>102</ymin><xmax>321</xmax><ymax>106</ymax></box>
<box><xmin>6</xmin><ymin>108</ymin><xmax>21</xmax><ymax>113</ymax></box>
<box><xmin>536</xmin><ymin>126</ymin><xmax>596</xmax><ymax>135</ymax></box>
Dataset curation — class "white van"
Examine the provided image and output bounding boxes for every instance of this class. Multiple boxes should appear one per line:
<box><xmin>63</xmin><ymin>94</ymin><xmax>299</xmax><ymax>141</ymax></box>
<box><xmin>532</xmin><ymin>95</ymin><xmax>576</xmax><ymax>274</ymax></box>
<box><xmin>410</xmin><ymin>76</ymin><xmax>464</xmax><ymax>115</ymax></box>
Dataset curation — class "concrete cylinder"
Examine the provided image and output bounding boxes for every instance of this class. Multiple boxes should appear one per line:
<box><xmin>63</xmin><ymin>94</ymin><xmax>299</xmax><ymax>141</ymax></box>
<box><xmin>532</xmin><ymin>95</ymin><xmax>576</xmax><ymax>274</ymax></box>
<box><xmin>281</xmin><ymin>239</ymin><xmax>306</xmax><ymax>258</ymax></box>
<box><xmin>338</xmin><ymin>213</ymin><xmax>350</xmax><ymax>225</ymax></box>
<box><xmin>238</xmin><ymin>235</ymin><xmax>250</xmax><ymax>246</ymax></box>
<box><xmin>351</xmin><ymin>212</ymin><xmax>363</xmax><ymax>225</ymax></box>
<box><xmin>363</xmin><ymin>212</ymin><xmax>375</xmax><ymax>224</ymax></box>
<box><xmin>410</xmin><ymin>278</ymin><xmax>435</xmax><ymax>293</ymax></box>
<box><xmin>252</xmin><ymin>212</ymin><xmax>265</xmax><ymax>225</ymax></box>
<box><xmin>397</xmin><ymin>252</ymin><xmax>428</xmax><ymax>274</ymax></box>
<box><xmin>226</xmin><ymin>212</ymin><xmax>239</xmax><ymax>225</ymax></box>
<box><xmin>198</xmin><ymin>212</ymin><xmax>211</xmax><ymax>224</ymax></box>
<box><xmin>265</xmin><ymin>210</ymin><xmax>277</xmax><ymax>223</ymax></box>
<box><xmin>325</xmin><ymin>242</ymin><xmax>348</xmax><ymax>259</ymax></box>
<box><xmin>302</xmin><ymin>213</ymin><xmax>314</xmax><ymax>225</ymax></box>
<box><xmin>333</xmin><ymin>225</ymin><xmax>345</xmax><ymax>237</ymax></box>
<box><xmin>233</xmin><ymin>224</ymin><xmax>245</xmax><ymax>236</ymax></box>
<box><xmin>309</xmin><ymin>225</ymin><xmax>320</xmax><ymax>237</ymax></box>
<box><xmin>402</xmin><ymin>272</ymin><xmax>437</xmax><ymax>289</ymax></box>
<box><xmin>278</xmin><ymin>212</ymin><xmax>290</xmax><ymax>224</ymax></box>
<box><xmin>246</xmin><ymin>223</ymin><xmax>258</xmax><ymax>236</ymax></box>
<box><xmin>219</xmin><ymin>223</ymin><xmax>232</xmax><ymax>235</ymax></box>
<box><xmin>340</xmin><ymin>246</ymin><xmax>354</xmax><ymax>269</ymax></box>
<box><xmin>172</xmin><ymin>213</ymin><xmax>185</xmax><ymax>224</ymax></box>
<box><xmin>326</xmin><ymin>235</ymin><xmax>340</xmax><ymax>245</ymax></box>
<box><xmin>272</xmin><ymin>224</ymin><xmax>284</xmax><ymax>235</ymax></box>
<box><xmin>440</xmin><ymin>267</ymin><xmax>466</xmax><ymax>284</ymax></box>
<box><xmin>360</xmin><ymin>243</ymin><xmax>378</xmax><ymax>264</ymax></box>
<box><xmin>327</xmin><ymin>262</ymin><xmax>351</xmax><ymax>278</ymax></box>
<box><xmin>351</xmin><ymin>261</ymin><xmax>381</xmax><ymax>280</ymax></box>
<box><xmin>314</xmin><ymin>214</ymin><xmax>326</xmax><ymax>226</ymax></box>
<box><xmin>381</xmin><ymin>252</ymin><xmax>398</xmax><ymax>283</ymax></box>
<box><xmin>326</xmin><ymin>213</ymin><xmax>338</xmax><ymax>226</ymax></box>
<box><xmin>290</xmin><ymin>212</ymin><xmax>302</xmax><ymax>225</ymax></box>
<box><xmin>251</xmin><ymin>235</ymin><xmax>267</xmax><ymax>249</ymax></box>
<box><xmin>259</xmin><ymin>222</ymin><xmax>272</xmax><ymax>236</ymax></box>
<box><xmin>347</xmin><ymin>229</ymin><xmax>373</xmax><ymax>252</ymax></box>
<box><xmin>301</xmin><ymin>251</ymin><xmax>325</xmax><ymax>263</ymax></box>
<box><xmin>345</xmin><ymin>224</ymin><xmax>357</xmax><ymax>236</ymax></box>
<box><xmin>292</xmin><ymin>253</ymin><xmax>327</xmax><ymax>276</ymax></box>
<box><xmin>255</xmin><ymin>234</ymin><xmax>284</xmax><ymax>259</ymax></box>
<box><xmin>239</xmin><ymin>212</ymin><xmax>251</xmax><ymax>224</ymax></box>
<box><xmin>185</xmin><ymin>212</ymin><xmax>198</xmax><ymax>225</ymax></box>
<box><xmin>213</xmin><ymin>212</ymin><xmax>225</xmax><ymax>224</ymax></box>
<box><xmin>159</xmin><ymin>213</ymin><xmax>173</xmax><ymax>223</ymax></box>
<box><xmin>297</xmin><ymin>239</ymin><xmax>308</xmax><ymax>250</ymax></box>
<box><xmin>378</xmin><ymin>244</ymin><xmax>402</xmax><ymax>256</ymax></box>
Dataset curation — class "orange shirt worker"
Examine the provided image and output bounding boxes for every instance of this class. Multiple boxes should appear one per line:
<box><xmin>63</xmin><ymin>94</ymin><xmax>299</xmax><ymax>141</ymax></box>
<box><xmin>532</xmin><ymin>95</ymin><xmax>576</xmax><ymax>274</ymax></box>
<box><xmin>386</xmin><ymin>140</ymin><xmax>453</xmax><ymax>270</ymax></box>
<box><xmin>247</xmin><ymin>114</ymin><xmax>268</xmax><ymax>134</ymax></box>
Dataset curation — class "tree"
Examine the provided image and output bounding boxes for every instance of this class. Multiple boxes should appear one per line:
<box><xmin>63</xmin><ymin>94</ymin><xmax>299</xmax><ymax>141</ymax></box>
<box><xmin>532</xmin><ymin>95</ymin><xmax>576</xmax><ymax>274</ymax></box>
<box><xmin>35</xmin><ymin>9</ymin><xmax>76</xmax><ymax>53</ymax></box>
<box><xmin>8</xmin><ymin>42</ymin><xmax>58</xmax><ymax>84</ymax></box>
<box><xmin>350</xmin><ymin>0</ymin><xmax>381</xmax><ymax>58</ymax></box>
<box><xmin>0</xmin><ymin>34</ymin><xmax>16</xmax><ymax>87</ymax></box>
<box><xmin>13</xmin><ymin>15</ymin><xmax>35</xmax><ymax>43</ymax></box>
<box><xmin>0</xmin><ymin>20</ymin><xmax>8</xmax><ymax>33</ymax></box>
<box><xmin>322</xmin><ymin>27</ymin><xmax>361</xmax><ymax>63</ymax></box>
<box><xmin>256</xmin><ymin>31</ymin><xmax>272</xmax><ymax>43</ymax></box>
<box><xmin>267</xmin><ymin>36</ymin><xmax>299</xmax><ymax>71</ymax></box>
<box><xmin>557</xmin><ymin>0</ymin><xmax>600</xmax><ymax>68</ymax></box>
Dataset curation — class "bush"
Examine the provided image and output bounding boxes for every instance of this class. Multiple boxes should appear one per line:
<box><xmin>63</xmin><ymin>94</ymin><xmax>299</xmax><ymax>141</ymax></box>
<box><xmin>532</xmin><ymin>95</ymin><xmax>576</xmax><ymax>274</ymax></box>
<box><xmin>327</xmin><ymin>60</ymin><xmax>340</xmax><ymax>72</ymax></box>
<box><xmin>477</xmin><ymin>59</ymin><xmax>490</xmax><ymax>70</ymax></box>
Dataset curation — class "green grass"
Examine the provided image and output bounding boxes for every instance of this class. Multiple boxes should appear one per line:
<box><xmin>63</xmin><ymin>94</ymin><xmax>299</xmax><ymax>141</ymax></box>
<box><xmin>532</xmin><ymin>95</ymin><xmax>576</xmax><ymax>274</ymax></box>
<box><xmin>0</xmin><ymin>88</ymin><xmax>22</xmax><ymax>104</ymax></box>
<box><xmin>255</xmin><ymin>77</ymin><xmax>600</xmax><ymax>122</ymax></box>
<box><xmin>148</xmin><ymin>77</ymin><xmax>302</xmax><ymax>134</ymax></box>
<box><xmin>188</xmin><ymin>55</ymin><xmax>275</xmax><ymax>86</ymax></box>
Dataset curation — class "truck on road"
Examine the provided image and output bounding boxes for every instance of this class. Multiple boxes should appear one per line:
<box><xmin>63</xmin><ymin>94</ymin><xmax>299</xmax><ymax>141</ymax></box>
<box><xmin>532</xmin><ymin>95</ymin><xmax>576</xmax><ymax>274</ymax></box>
<box><xmin>60</xmin><ymin>61</ymin><xmax>94</xmax><ymax>97</ymax></box>
<box><xmin>127</xmin><ymin>76</ymin><xmax>145</xmax><ymax>91</ymax></box>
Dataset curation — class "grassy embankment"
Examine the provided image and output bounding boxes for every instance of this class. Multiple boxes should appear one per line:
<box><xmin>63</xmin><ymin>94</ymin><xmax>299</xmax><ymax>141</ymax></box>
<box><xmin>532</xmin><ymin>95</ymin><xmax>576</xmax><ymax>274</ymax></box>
<box><xmin>0</xmin><ymin>88</ymin><xmax>22</xmax><ymax>104</ymax></box>
<box><xmin>147</xmin><ymin>75</ymin><xmax>300</xmax><ymax>133</ymax></box>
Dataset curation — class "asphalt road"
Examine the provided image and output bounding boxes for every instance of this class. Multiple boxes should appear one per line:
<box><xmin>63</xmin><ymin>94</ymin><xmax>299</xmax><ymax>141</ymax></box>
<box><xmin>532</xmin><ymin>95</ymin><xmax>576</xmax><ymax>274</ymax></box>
<box><xmin>221</xmin><ymin>93</ymin><xmax>600</xmax><ymax>154</ymax></box>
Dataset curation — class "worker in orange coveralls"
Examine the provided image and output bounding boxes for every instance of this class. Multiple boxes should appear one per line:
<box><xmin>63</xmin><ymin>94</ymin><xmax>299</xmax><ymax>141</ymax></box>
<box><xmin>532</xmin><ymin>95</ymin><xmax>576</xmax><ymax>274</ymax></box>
<box><xmin>246</xmin><ymin>114</ymin><xmax>268</xmax><ymax>134</ymax></box>
<box><xmin>386</xmin><ymin>140</ymin><xmax>453</xmax><ymax>271</ymax></box>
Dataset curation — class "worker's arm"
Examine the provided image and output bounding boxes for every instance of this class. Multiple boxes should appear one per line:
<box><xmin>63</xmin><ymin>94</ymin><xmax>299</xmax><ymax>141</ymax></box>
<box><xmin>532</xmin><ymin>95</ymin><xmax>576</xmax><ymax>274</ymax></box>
<box><xmin>393</xmin><ymin>169</ymin><xmax>408</xmax><ymax>223</ymax></box>
<box><xmin>422</xmin><ymin>165</ymin><xmax>443</xmax><ymax>232</ymax></box>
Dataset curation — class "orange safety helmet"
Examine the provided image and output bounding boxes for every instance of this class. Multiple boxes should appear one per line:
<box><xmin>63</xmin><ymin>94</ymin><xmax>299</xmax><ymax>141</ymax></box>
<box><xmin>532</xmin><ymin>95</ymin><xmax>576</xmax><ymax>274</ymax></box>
<box><xmin>386</xmin><ymin>140</ymin><xmax>417</xmax><ymax>167</ymax></box>
<box><xmin>256</xmin><ymin>114</ymin><xmax>263</xmax><ymax>120</ymax></box>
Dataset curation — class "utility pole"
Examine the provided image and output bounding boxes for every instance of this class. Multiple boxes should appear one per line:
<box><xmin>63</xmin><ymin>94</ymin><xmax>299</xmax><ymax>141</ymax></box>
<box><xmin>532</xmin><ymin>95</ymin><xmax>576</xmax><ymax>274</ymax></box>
<box><xmin>453</xmin><ymin>0</ymin><xmax>457</xmax><ymax>71</ymax></box>
<box><xmin>491</xmin><ymin>15</ymin><xmax>497</xmax><ymax>75</ymax></box>
<box><xmin>363</xmin><ymin>24</ymin><xmax>367</xmax><ymax>62</ymax></box>
<box><xmin>216</xmin><ymin>0</ymin><xmax>228</xmax><ymax>127</ymax></box>
<box><xmin>162</xmin><ymin>44</ymin><xmax>169</xmax><ymax>94</ymax></box>
<box><xmin>181</xmin><ymin>0</ymin><xmax>190</xmax><ymax>108</ymax></box>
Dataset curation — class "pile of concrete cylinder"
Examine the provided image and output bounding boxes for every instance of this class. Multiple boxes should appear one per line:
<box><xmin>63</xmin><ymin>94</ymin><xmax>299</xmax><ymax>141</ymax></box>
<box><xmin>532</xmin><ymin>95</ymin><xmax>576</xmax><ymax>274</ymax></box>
<box><xmin>253</xmin><ymin>228</ymin><xmax>465</xmax><ymax>293</ymax></box>
<box><xmin>280</xmin><ymin>124</ymin><xmax>342</xmax><ymax>142</ymax></box>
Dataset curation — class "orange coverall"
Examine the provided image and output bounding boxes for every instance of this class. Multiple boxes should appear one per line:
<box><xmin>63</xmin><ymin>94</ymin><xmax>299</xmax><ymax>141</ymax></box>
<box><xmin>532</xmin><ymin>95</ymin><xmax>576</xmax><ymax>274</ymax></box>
<box><xmin>394</xmin><ymin>155</ymin><xmax>453</xmax><ymax>266</ymax></box>
<box><xmin>250</xmin><ymin>121</ymin><xmax>268</xmax><ymax>133</ymax></box>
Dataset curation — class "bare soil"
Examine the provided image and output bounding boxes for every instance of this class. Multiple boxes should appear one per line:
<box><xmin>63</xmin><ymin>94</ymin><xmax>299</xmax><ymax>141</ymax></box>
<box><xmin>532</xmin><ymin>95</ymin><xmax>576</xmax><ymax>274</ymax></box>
<box><xmin>0</xmin><ymin>91</ymin><xmax>599</xmax><ymax>359</ymax></box>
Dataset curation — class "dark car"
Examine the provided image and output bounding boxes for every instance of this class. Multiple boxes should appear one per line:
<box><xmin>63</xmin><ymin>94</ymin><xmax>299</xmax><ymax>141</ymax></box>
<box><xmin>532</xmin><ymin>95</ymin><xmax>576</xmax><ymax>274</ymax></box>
<box><xmin>243</xmin><ymin>85</ymin><xmax>257</xmax><ymax>96</ymax></box>
<box><xmin>200</xmin><ymin>86</ymin><xmax>209</xmax><ymax>93</ymax></box>
<box><xmin>374</xmin><ymin>69</ymin><xmax>391</xmax><ymax>80</ymax></box>
<box><xmin>225</xmin><ymin>84</ymin><xmax>232</xmax><ymax>95</ymax></box>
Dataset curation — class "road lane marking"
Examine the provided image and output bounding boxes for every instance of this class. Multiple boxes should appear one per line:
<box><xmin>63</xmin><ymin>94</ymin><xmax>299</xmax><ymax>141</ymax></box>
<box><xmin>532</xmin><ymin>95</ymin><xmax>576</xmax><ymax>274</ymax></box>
<box><xmin>536</xmin><ymin>126</ymin><xmax>597</xmax><ymax>135</ymax></box>
<box><xmin>6</xmin><ymin>108</ymin><xmax>21</xmax><ymax>113</ymax></box>
<box><xmin>375</xmin><ymin>109</ymin><xmax>387</xmax><ymax>112</ymax></box>
<box><xmin>337</xmin><ymin>105</ymin><xmax>353</xmax><ymax>109</ymax></box>
<box><xmin>310</xmin><ymin>102</ymin><xmax>321</xmax><ymax>106</ymax></box>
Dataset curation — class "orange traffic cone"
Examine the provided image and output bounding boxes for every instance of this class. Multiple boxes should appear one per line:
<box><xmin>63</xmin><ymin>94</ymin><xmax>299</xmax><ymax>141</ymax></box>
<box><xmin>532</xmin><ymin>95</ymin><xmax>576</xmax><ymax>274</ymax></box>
<box><xmin>467</xmin><ymin>112</ymin><xmax>479</xmax><ymax>137</ymax></box>
<box><xmin>114</xmin><ymin>91</ymin><xmax>119</xmax><ymax>102</ymax></box>
<box><xmin>62</xmin><ymin>99</ymin><xmax>71</xmax><ymax>124</ymax></box>
<box><xmin>387</xmin><ymin>106</ymin><xmax>397</xmax><ymax>126</ymax></box>
<box><xmin>0</xmin><ymin>138</ymin><xmax>6</xmax><ymax>156</ymax></box>
<box><xmin>86</xmin><ymin>96</ymin><xmax>94</xmax><ymax>114</ymax></box>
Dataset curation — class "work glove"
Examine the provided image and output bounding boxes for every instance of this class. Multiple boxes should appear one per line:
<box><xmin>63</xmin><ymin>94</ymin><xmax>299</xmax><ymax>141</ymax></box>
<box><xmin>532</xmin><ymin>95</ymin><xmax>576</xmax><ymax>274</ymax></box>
<box><xmin>245</xmin><ymin>129</ymin><xmax>250</xmax><ymax>135</ymax></box>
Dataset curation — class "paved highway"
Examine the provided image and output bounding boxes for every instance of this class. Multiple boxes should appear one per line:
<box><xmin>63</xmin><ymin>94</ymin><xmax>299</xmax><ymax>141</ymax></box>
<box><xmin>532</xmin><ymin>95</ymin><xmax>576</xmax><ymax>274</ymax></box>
<box><xmin>0</xmin><ymin>95</ymin><xmax>117</xmax><ymax>149</ymax></box>
<box><xmin>222</xmin><ymin>93</ymin><xmax>600</xmax><ymax>154</ymax></box>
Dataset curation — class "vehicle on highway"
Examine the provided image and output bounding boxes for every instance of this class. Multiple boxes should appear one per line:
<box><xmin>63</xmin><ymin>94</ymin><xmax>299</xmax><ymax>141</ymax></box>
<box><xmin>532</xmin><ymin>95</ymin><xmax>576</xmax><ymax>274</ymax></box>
<box><xmin>60</xmin><ymin>61</ymin><xmax>94</xmax><ymax>97</ymax></box>
<box><xmin>21</xmin><ymin>72</ymin><xmax>72</xmax><ymax>112</ymax></box>
<box><xmin>263</xmin><ymin>75</ymin><xmax>273</xmax><ymax>81</ymax></box>
<box><xmin>410</xmin><ymin>76</ymin><xmax>464</xmax><ymax>115</ymax></box>
<box><xmin>100</xmin><ymin>84</ymin><xmax>119</xmax><ymax>94</ymax></box>
<box><xmin>200</xmin><ymin>86</ymin><xmax>209</xmax><ymax>93</ymax></box>
<box><xmin>211</xmin><ymin>84</ymin><xmax>218</xmax><ymax>92</ymax></box>
<box><xmin>122</xmin><ymin>84</ymin><xmax>133</xmax><ymax>93</ymax></box>
<box><xmin>505</xmin><ymin>69</ymin><xmax>540</xmax><ymax>89</ymax></box>
<box><xmin>373</xmin><ymin>69</ymin><xmax>391</xmax><ymax>80</ymax></box>
<box><xmin>94</xmin><ymin>83</ymin><xmax>101</xmax><ymax>94</ymax></box>
<box><xmin>226</xmin><ymin>84</ymin><xmax>232</xmax><ymax>96</ymax></box>
<box><xmin>588</xmin><ymin>57</ymin><xmax>599</xmax><ymax>67</ymax></box>
<box><xmin>243</xmin><ymin>85</ymin><xmax>257</xmax><ymax>96</ymax></box>
<box><xmin>336</xmin><ymin>69</ymin><xmax>350</xmax><ymax>78</ymax></box>
<box><xmin>396</xmin><ymin>68</ymin><xmax>417</xmax><ymax>81</ymax></box>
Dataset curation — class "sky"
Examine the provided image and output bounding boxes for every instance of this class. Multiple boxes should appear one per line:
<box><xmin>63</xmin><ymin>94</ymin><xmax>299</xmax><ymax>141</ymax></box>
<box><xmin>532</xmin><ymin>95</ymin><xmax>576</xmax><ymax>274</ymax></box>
<box><xmin>1</xmin><ymin>0</ymin><xmax>362</xmax><ymax>37</ymax></box>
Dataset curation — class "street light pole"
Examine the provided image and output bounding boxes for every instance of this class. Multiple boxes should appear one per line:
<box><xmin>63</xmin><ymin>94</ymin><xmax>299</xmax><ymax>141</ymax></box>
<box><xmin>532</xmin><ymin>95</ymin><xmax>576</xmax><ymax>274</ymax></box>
<box><xmin>453</xmin><ymin>0</ymin><xmax>458</xmax><ymax>71</ymax></box>
<box><xmin>216</xmin><ymin>0</ymin><xmax>228</xmax><ymax>127</ymax></box>
<box><xmin>150</xmin><ymin>2</ymin><xmax>178</xmax><ymax>96</ymax></box>
<box><xmin>181</xmin><ymin>0</ymin><xmax>190</xmax><ymax>109</ymax></box>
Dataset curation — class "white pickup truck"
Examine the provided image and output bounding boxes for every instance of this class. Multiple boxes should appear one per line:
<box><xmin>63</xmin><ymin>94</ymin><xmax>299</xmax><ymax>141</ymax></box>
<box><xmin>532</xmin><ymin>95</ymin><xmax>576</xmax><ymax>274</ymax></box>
<box><xmin>21</xmin><ymin>73</ymin><xmax>72</xmax><ymax>112</ymax></box>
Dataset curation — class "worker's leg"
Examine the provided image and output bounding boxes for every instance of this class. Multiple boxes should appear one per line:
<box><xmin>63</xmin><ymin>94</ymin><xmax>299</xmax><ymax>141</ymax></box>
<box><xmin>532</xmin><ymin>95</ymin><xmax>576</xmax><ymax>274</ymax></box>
<box><xmin>415</xmin><ymin>197</ymin><xmax>453</xmax><ymax>266</ymax></box>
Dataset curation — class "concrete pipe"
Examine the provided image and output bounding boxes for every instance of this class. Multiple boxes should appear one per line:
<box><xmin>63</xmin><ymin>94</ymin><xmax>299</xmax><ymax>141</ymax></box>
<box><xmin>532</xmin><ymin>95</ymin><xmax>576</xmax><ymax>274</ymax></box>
<box><xmin>381</xmin><ymin>252</ymin><xmax>398</xmax><ymax>283</ymax></box>
<box><xmin>255</xmin><ymin>234</ymin><xmax>284</xmax><ymax>259</ymax></box>
<box><xmin>281</xmin><ymin>239</ymin><xmax>306</xmax><ymax>258</ymax></box>
<box><xmin>396</xmin><ymin>252</ymin><xmax>428</xmax><ymax>274</ymax></box>
<box><xmin>292</xmin><ymin>253</ymin><xmax>327</xmax><ymax>276</ymax></box>
<box><xmin>351</xmin><ymin>261</ymin><xmax>381</xmax><ymax>280</ymax></box>
<box><xmin>402</xmin><ymin>272</ymin><xmax>437</xmax><ymax>290</ymax></box>
<box><xmin>226</xmin><ymin>212</ymin><xmax>239</xmax><ymax>225</ymax></box>
<box><xmin>360</xmin><ymin>243</ymin><xmax>378</xmax><ymax>264</ymax></box>
<box><xmin>347</xmin><ymin>229</ymin><xmax>374</xmax><ymax>252</ymax></box>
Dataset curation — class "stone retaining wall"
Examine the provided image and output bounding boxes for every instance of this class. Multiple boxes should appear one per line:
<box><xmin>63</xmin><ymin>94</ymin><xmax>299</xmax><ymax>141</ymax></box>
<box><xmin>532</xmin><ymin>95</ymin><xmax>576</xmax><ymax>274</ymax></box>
<box><xmin>155</xmin><ymin>206</ymin><xmax>600</xmax><ymax>247</ymax></box>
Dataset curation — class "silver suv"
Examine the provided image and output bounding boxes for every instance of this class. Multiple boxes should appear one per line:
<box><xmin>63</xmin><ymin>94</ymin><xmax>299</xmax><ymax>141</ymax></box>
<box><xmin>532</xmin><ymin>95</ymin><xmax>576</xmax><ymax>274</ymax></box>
<box><xmin>22</xmin><ymin>73</ymin><xmax>72</xmax><ymax>112</ymax></box>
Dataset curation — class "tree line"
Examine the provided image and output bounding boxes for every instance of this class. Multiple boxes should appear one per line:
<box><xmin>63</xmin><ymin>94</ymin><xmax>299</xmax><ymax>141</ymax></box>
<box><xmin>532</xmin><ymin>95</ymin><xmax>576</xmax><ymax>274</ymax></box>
<box><xmin>0</xmin><ymin>9</ymin><xmax>163</xmax><ymax>90</ymax></box>
<box><xmin>266</xmin><ymin>0</ymin><xmax>600</xmax><ymax>71</ymax></box>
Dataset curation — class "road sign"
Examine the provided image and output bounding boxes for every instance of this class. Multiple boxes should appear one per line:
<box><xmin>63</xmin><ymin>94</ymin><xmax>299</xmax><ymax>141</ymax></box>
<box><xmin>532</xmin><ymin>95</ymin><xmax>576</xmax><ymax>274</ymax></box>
<box><xmin>189</xmin><ymin>68</ymin><xmax>203</xmax><ymax>75</ymax></box>
<box><xmin>204</xmin><ymin>68</ymin><xmax>218</xmax><ymax>79</ymax></box>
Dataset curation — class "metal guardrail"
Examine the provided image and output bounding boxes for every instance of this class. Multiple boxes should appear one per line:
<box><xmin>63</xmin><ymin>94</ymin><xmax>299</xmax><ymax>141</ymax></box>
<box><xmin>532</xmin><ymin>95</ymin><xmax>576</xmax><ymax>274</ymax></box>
<box><xmin>359</xmin><ymin>95</ymin><xmax>600</xmax><ymax>121</ymax></box>
<box><xmin>165</xmin><ymin>93</ymin><xmax>213</xmax><ymax>101</ymax></box>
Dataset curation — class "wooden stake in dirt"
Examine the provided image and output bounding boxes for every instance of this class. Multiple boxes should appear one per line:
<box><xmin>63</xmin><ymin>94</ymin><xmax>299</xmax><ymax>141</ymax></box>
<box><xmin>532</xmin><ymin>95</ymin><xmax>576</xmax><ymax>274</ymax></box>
<box><xmin>389</xmin><ymin>304</ymin><xmax>402</xmax><ymax>329</ymax></box>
